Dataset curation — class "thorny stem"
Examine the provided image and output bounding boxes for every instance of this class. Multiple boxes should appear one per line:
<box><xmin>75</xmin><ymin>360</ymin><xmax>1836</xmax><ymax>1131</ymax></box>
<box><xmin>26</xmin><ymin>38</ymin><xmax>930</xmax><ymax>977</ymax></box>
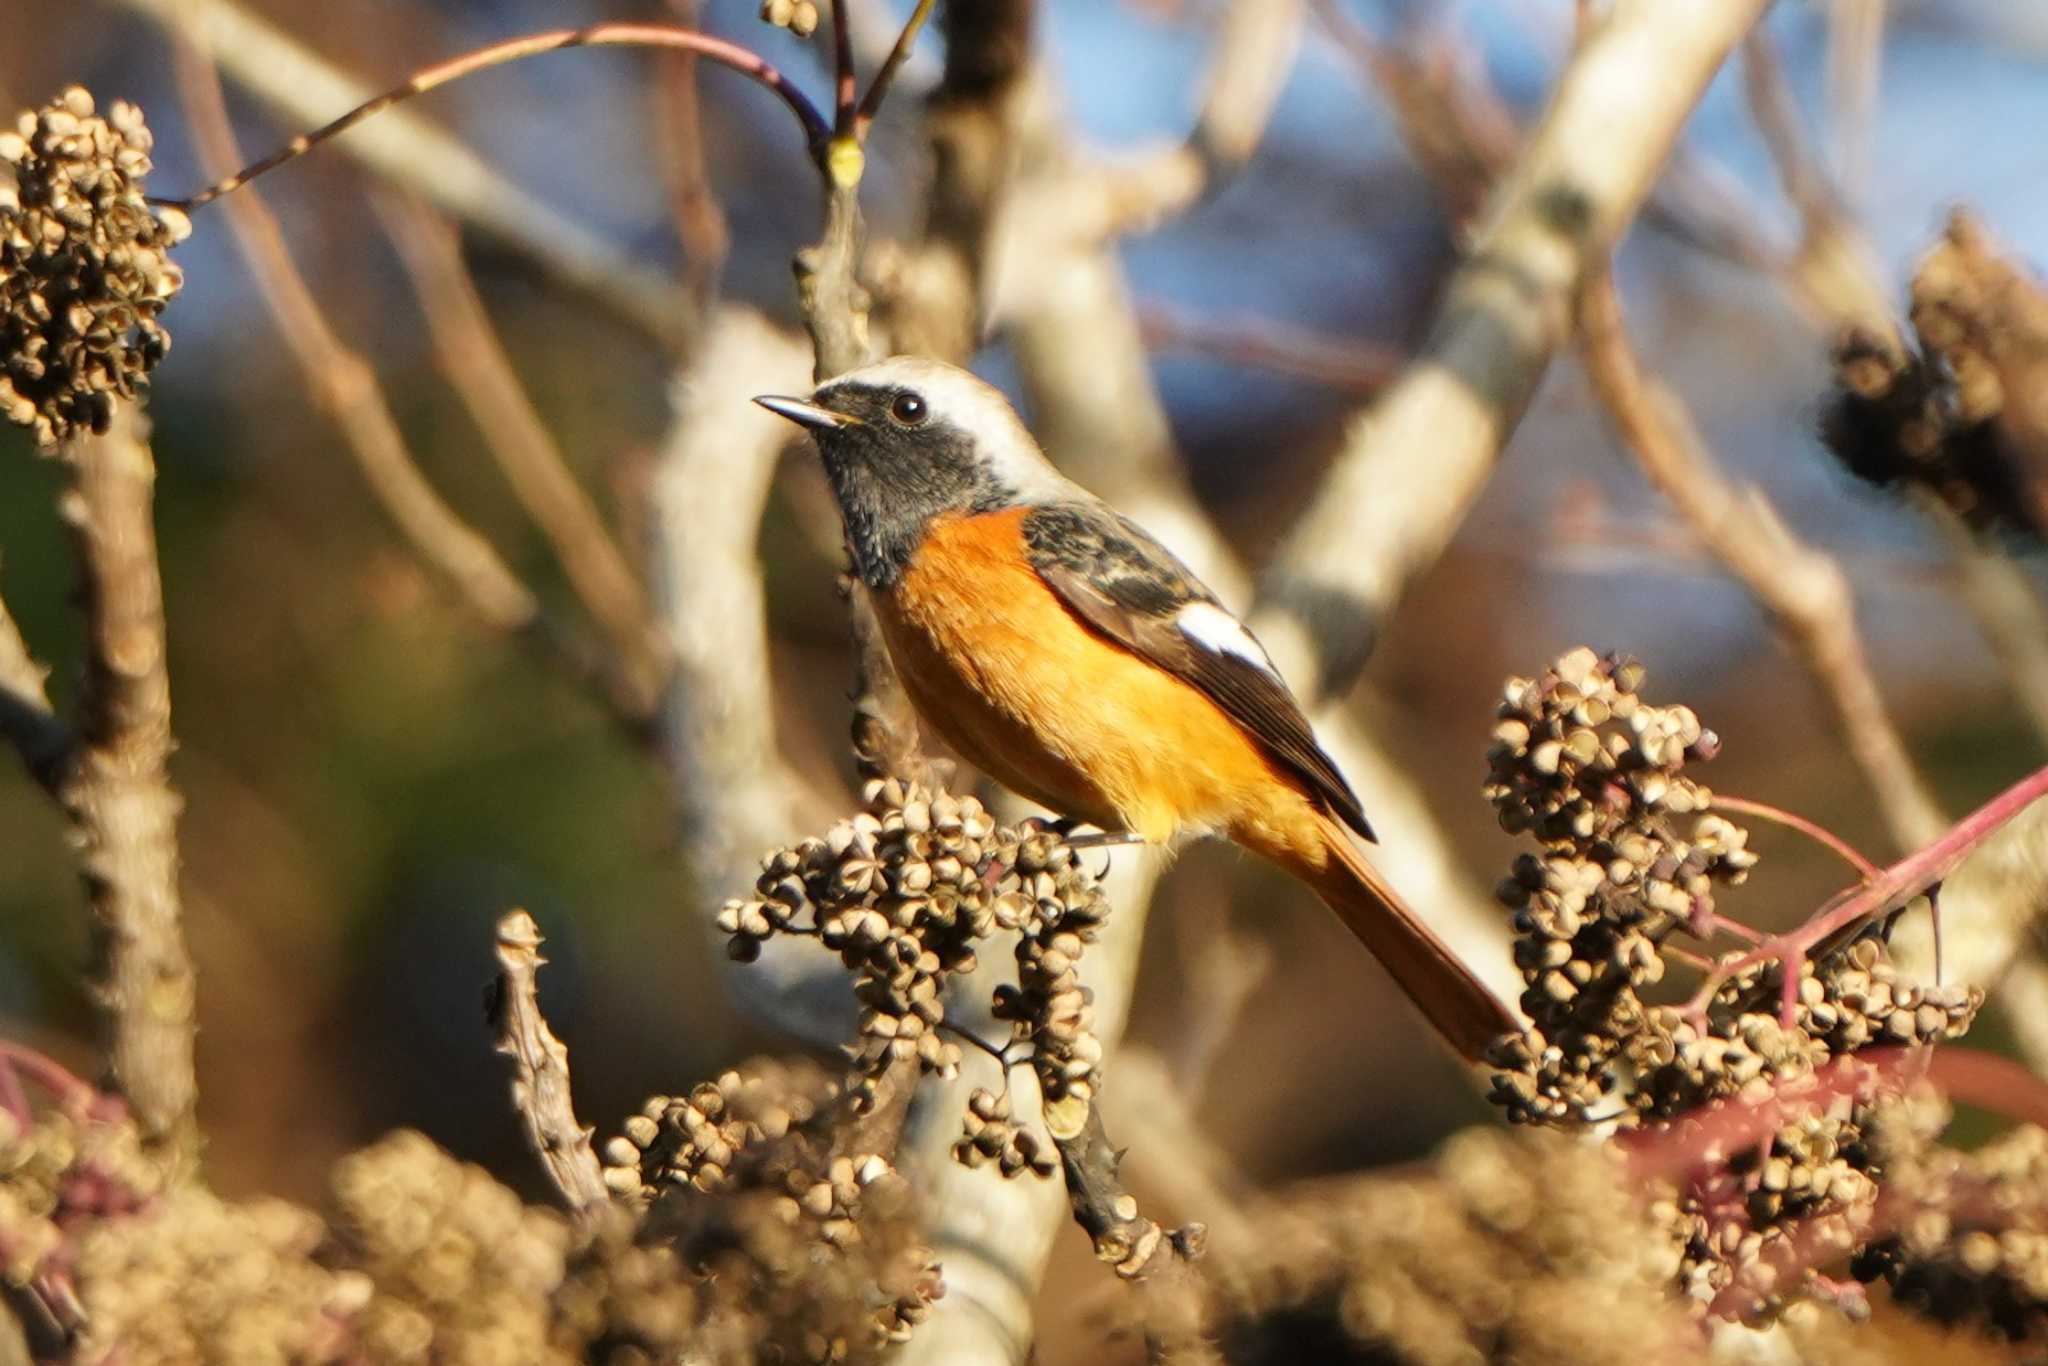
<box><xmin>1684</xmin><ymin>762</ymin><xmax>2048</xmax><ymax>1018</ymax></box>
<box><xmin>156</xmin><ymin>22</ymin><xmax>832</xmax><ymax>210</ymax></box>
<box><xmin>854</xmin><ymin>0</ymin><xmax>938</xmax><ymax>137</ymax></box>
<box><xmin>1711</xmin><ymin>793</ymin><xmax>1880</xmax><ymax>881</ymax></box>
<box><xmin>490</xmin><ymin>910</ymin><xmax>610</xmax><ymax>1217</ymax></box>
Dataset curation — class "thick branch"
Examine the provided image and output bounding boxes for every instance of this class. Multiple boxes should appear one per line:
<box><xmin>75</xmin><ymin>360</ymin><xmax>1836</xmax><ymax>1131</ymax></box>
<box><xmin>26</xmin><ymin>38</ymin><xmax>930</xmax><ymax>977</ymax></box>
<box><xmin>1576</xmin><ymin>269</ymin><xmax>1946</xmax><ymax>851</ymax></box>
<box><xmin>1252</xmin><ymin>0</ymin><xmax>1771</xmax><ymax>701</ymax></box>
<box><xmin>59</xmin><ymin>407</ymin><xmax>199</xmax><ymax>1173</ymax></box>
<box><xmin>491</xmin><ymin>909</ymin><xmax>609</xmax><ymax>1215</ymax></box>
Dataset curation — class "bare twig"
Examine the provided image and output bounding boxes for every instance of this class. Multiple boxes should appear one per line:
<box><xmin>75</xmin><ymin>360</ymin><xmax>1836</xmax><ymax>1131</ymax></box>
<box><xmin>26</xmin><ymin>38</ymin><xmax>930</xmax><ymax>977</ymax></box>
<box><xmin>1918</xmin><ymin>496</ymin><xmax>2048</xmax><ymax>744</ymax></box>
<box><xmin>376</xmin><ymin>193</ymin><xmax>671</xmax><ymax>713</ymax></box>
<box><xmin>656</xmin><ymin>0</ymin><xmax>731</xmax><ymax>313</ymax></box>
<box><xmin>1824</xmin><ymin>0</ymin><xmax>1885</xmax><ymax>206</ymax></box>
<box><xmin>1577</xmin><ymin>268</ymin><xmax>1946</xmax><ymax>850</ymax></box>
<box><xmin>1138</xmin><ymin>303</ymin><xmax>1402</xmax><ymax>395</ymax></box>
<box><xmin>114</xmin><ymin>0</ymin><xmax>695</xmax><ymax>347</ymax></box>
<box><xmin>159</xmin><ymin>22</ymin><xmax>831</xmax><ymax>211</ymax></box>
<box><xmin>1252</xmin><ymin>0</ymin><xmax>1772</xmax><ymax>703</ymax></box>
<box><xmin>490</xmin><ymin>909</ymin><xmax>609</xmax><ymax>1216</ymax></box>
<box><xmin>59</xmin><ymin>407</ymin><xmax>199</xmax><ymax>1173</ymax></box>
<box><xmin>854</xmin><ymin>0</ymin><xmax>939</xmax><ymax>136</ymax></box>
<box><xmin>1739</xmin><ymin>29</ymin><xmax>1896</xmax><ymax>341</ymax></box>
<box><xmin>174</xmin><ymin>46</ymin><xmax>644</xmax><ymax>725</ymax></box>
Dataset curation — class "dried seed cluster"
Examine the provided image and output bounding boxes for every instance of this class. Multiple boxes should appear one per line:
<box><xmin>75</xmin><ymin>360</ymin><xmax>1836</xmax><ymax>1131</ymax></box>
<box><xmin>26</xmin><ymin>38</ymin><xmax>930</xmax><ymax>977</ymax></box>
<box><xmin>717</xmin><ymin>779</ymin><xmax>1113</xmax><ymax>1177</ymax></box>
<box><xmin>602</xmin><ymin>1057</ymin><xmax>841</xmax><ymax>1200</ymax></box>
<box><xmin>1822</xmin><ymin>210</ymin><xmax>2048</xmax><ymax>543</ymax></box>
<box><xmin>1483</xmin><ymin>648</ymin><xmax>1979</xmax><ymax>1313</ymax></box>
<box><xmin>597</xmin><ymin>1056</ymin><xmax>942</xmax><ymax>1359</ymax></box>
<box><xmin>1854</xmin><ymin>1099</ymin><xmax>2048</xmax><ymax>1341</ymax></box>
<box><xmin>1190</xmin><ymin>1130</ymin><xmax>1697</xmax><ymax>1366</ymax></box>
<box><xmin>1</xmin><ymin>87</ymin><xmax>186</xmax><ymax>451</ymax></box>
<box><xmin>760</xmin><ymin>0</ymin><xmax>822</xmax><ymax>38</ymax></box>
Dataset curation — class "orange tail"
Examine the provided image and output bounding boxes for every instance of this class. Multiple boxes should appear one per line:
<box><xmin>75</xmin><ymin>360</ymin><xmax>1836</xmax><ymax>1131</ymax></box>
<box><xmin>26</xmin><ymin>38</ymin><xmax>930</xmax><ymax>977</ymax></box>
<box><xmin>1285</xmin><ymin>812</ymin><xmax>1521</xmax><ymax>1062</ymax></box>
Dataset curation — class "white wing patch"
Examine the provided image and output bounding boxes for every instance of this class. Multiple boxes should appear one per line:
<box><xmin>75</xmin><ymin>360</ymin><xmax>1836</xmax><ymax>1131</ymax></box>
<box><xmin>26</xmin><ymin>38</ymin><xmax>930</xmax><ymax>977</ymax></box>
<box><xmin>1176</xmin><ymin>602</ymin><xmax>1279</xmax><ymax>676</ymax></box>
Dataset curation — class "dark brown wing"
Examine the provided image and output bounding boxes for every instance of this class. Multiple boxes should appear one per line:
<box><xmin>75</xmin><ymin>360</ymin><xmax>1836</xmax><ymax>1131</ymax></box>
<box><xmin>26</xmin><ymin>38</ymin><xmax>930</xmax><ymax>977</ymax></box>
<box><xmin>1021</xmin><ymin>502</ymin><xmax>1376</xmax><ymax>842</ymax></box>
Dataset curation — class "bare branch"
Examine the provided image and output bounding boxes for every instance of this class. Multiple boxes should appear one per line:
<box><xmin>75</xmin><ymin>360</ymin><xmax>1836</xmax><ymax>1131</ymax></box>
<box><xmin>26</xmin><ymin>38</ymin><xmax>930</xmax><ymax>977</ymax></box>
<box><xmin>173</xmin><ymin>46</ymin><xmax>646</xmax><ymax>727</ymax></box>
<box><xmin>1739</xmin><ymin>29</ymin><xmax>1897</xmax><ymax>341</ymax></box>
<box><xmin>1824</xmin><ymin>0</ymin><xmax>1886</xmax><ymax>206</ymax></box>
<box><xmin>1918</xmin><ymin>496</ymin><xmax>2048</xmax><ymax>745</ymax></box>
<box><xmin>647</xmin><ymin>308</ymin><xmax>842</xmax><ymax>1029</ymax></box>
<box><xmin>1252</xmin><ymin>0</ymin><xmax>1772</xmax><ymax>703</ymax></box>
<box><xmin>490</xmin><ymin>909</ymin><xmax>609</xmax><ymax>1216</ymax></box>
<box><xmin>656</xmin><ymin>0</ymin><xmax>732</xmax><ymax>314</ymax></box>
<box><xmin>855</xmin><ymin>0</ymin><xmax>939</xmax><ymax>135</ymax></box>
<box><xmin>376</xmin><ymin>192</ymin><xmax>671</xmax><ymax>711</ymax></box>
<box><xmin>158</xmin><ymin>22</ymin><xmax>831</xmax><ymax>211</ymax></box>
<box><xmin>1576</xmin><ymin>268</ymin><xmax>1946</xmax><ymax>851</ymax></box>
<box><xmin>59</xmin><ymin>406</ymin><xmax>199</xmax><ymax>1173</ymax></box>
<box><xmin>114</xmin><ymin>0</ymin><xmax>695</xmax><ymax>347</ymax></box>
<box><xmin>1138</xmin><ymin>302</ymin><xmax>1402</xmax><ymax>395</ymax></box>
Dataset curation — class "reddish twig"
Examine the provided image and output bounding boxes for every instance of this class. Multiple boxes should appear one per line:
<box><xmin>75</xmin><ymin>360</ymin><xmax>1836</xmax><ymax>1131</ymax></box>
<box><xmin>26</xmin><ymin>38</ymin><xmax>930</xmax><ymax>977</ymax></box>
<box><xmin>830</xmin><ymin>0</ymin><xmax>859</xmax><ymax>131</ymax></box>
<box><xmin>1710</xmin><ymin>793</ymin><xmax>1881</xmax><ymax>881</ymax></box>
<box><xmin>157</xmin><ymin>22</ymin><xmax>830</xmax><ymax>210</ymax></box>
<box><xmin>1922</xmin><ymin>1046</ymin><xmax>2048</xmax><ymax>1132</ymax></box>
<box><xmin>1686</xmin><ymin>762</ymin><xmax>2048</xmax><ymax>1016</ymax></box>
<box><xmin>1621</xmin><ymin>1046</ymin><xmax>1921</xmax><ymax>1184</ymax></box>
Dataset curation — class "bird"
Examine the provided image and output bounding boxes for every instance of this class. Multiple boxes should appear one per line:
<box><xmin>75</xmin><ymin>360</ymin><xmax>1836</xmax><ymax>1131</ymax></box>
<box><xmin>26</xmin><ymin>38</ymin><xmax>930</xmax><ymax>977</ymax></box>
<box><xmin>754</xmin><ymin>356</ymin><xmax>1518</xmax><ymax>1060</ymax></box>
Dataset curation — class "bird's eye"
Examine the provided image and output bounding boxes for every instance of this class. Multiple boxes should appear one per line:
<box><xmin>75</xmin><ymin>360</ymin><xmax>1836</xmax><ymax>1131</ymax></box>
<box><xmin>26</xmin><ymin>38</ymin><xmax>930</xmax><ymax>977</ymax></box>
<box><xmin>889</xmin><ymin>391</ymin><xmax>928</xmax><ymax>426</ymax></box>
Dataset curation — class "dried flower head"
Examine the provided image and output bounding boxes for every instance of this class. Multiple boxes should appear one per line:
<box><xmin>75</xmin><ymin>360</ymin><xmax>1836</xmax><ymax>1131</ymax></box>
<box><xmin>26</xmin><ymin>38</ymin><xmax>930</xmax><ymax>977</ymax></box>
<box><xmin>0</xmin><ymin>87</ymin><xmax>187</xmax><ymax>451</ymax></box>
<box><xmin>1484</xmin><ymin>648</ymin><xmax>1980</xmax><ymax>1314</ymax></box>
<box><xmin>1821</xmin><ymin>210</ymin><xmax>2048</xmax><ymax>544</ymax></box>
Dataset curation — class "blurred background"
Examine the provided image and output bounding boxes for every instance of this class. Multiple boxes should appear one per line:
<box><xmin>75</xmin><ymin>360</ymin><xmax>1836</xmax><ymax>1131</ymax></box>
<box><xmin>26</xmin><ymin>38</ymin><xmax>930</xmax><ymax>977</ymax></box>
<box><xmin>1</xmin><ymin>0</ymin><xmax>2043</xmax><ymax>1296</ymax></box>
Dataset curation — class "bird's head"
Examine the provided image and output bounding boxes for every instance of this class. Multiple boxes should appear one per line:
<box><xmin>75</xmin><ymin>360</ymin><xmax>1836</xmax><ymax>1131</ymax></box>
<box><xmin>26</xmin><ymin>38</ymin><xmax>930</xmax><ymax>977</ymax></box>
<box><xmin>755</xmin><ymin>356</ymin><xmax>1068</xmax><ymax>588</ymax></box>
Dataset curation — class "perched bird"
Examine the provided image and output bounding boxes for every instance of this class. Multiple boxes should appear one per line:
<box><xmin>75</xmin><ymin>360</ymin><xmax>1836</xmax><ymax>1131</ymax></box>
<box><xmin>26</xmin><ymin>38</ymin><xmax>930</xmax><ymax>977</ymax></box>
<box><xmin>756</xmin><ymin>357</ymin><xmax>1517</xmax><ymax>1059</ymax></box>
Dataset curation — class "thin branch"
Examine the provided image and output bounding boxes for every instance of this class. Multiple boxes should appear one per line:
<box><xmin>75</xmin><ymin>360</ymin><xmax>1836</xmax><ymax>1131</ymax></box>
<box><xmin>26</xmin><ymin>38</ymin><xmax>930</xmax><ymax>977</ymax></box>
<box><xmin>375</xmin><ymin>192</ymin><xmax>671</xmax><ymax>713</ymax></box>
<box><xmin>656</xmin><ymin>0</ymin><xmax>731</xmax><ymax>314</ymax></box>
<box><xmin>1824</xmin><ymin>0</ymin><xmax>1885</xmax><ymax>207</ymax></box>
<box><xmin>1710</xmin><ymin>793</ymin><xmax>1880</xmax><ymax>880</ymax></box>
<box><xmin>1576</xmin><ymin>268</ymin><xmax>1946</xmax><ymax>851</ymax></box>
<box><xmin>173</xmin><ymin>46</ymin><xmax>644</xmax><ymax>725</ymax></box>
<box><xmin>1138</xmin><ymin>302</ymin><xmax>1403</xmax><ymax>395</ymax></box>
<box><xmin>490</xmin><ymin>909</ymin><xmax>609</xmax><ymax>1216</ymax></box>
<box><xmin>113</xmin><ymin>0</ymin><xmax>694</xmax><ymax>348</ymax></box>
<box><xmin>1694</xmin><ymin>759</ymin><xmax>2048</xmax><ymax>1006</ymax></box>
<box><xmin>1918</xmin><ymin>495</ymin><xmax>2048</xmax><ymax>745</ymax></box>
<box><xmin>1739</xmin><ymin>28</ymin><xmax>1896</xmax><ymax>342</ymax></box>
<box><xmin>854</xmin><ymin>0</ymin><xmax>938</xmax><ymax>136</ymax></box>
<box><xmin>59</xmin><ymin>406</ymin><xmax>199</xmax><ymax>1174</ymax></box>
<box><xmin>831</xmin><ymin>0</ymin><xmax>860</xmax><ymax>132</ymax></box>
<box><xmin>1251</xmin><ymin>0</ymin><xmax>1773</xmax><ymax>704</ymax></box>
<box><xmin>159</xmin><ymin>22</ymin><xmax>830</xmax><ymax>211</ymax></box>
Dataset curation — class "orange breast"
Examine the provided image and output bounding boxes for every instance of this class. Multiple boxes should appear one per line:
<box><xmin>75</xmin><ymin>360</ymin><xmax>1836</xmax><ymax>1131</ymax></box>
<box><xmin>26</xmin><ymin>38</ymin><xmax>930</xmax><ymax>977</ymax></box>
<box><xmin>872</xmin><ymin>507</ymin><xmax>1320</xmax><ymax>855</ymax></box>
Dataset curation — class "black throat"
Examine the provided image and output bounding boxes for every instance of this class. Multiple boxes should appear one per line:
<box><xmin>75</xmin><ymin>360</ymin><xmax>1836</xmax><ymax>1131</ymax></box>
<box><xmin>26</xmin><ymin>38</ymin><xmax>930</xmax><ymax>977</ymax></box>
<box><xmin>812</xmin><ymin>415</ymin><xmax>1014</xmax><ymax>589</ymax></box>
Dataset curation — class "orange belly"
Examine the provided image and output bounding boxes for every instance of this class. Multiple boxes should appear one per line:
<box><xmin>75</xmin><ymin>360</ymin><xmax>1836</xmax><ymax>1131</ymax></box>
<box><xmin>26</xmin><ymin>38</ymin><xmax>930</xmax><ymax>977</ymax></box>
<box><xmin>872</xmin><ymin>507</ymin><xmax>1322</xmax><ymax>859</ymax></box>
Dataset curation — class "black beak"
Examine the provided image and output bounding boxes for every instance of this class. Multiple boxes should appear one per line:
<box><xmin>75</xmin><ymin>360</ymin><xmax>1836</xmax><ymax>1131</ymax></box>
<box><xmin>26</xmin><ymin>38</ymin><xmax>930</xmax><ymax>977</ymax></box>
<box><xmin>753</xmin><ymin>395</ymin><xmax>858</xmax><ymax>430</ymax></box>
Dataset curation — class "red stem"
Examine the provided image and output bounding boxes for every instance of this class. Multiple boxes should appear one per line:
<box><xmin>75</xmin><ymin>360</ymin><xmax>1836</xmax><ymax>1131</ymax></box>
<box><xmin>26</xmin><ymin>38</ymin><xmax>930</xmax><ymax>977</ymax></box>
<box><xmin>1691</xmin><ymin>761</ymin><xmax>2048</xmax><ymax>1007</ymax></box>
<box><xmin>159</xmin><ymin>23</ymin><xmax>831</xmax><ymax>210</ymax></box>
<box><xmin>1711</xmin><ymin>793</ymin><xmax>1881</xmax><ymax>880</ymax></box>
<box><xmin>1923</xmin><ymin>1047</ymin><xmax>2048</xmax><ymax>1131</ymax></box>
